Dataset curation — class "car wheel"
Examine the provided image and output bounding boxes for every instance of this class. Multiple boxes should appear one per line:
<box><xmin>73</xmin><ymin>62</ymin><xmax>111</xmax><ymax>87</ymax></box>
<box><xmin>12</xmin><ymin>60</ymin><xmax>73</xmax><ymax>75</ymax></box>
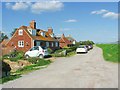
<box><xmin>76</xmin><ymin>52</ymin><xmax>79</xmax><ymax>54</ymax></box>
<box><xmin>25</xmin><ymin>55</ymin><xmax>30</xmax><ymax>59</ymax></box>
<box><xmin>39</xmin><ymin>54</ymin><xmax>44</xmax><ymax>59</ymax></box>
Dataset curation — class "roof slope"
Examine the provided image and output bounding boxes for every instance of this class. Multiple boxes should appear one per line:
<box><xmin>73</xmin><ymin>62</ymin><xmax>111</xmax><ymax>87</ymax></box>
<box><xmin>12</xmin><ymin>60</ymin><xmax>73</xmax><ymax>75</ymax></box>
<box><xmin>59</xmin><ymin>34</ymin><xmax>72</xmax><ymax>44</ymax></box>
<box><xmin>18</xmin><ymin>26</ymin><xmax>58</xmax><ymax>42</ymax></box>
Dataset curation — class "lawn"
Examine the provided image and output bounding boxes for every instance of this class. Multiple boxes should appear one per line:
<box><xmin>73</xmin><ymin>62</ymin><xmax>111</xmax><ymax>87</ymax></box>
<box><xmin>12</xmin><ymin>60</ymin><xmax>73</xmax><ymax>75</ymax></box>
<box><xmin>97</xmin><ymin>44</ymin><xmax>119</xmax><ymax>63</ymax></box>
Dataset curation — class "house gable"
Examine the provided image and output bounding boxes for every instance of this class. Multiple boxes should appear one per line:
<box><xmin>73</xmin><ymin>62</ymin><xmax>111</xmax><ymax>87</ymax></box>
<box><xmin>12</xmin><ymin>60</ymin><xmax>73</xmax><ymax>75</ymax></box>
<box><xmin>7</xmin><ymin>26</ymin><xmax>33</xmax><ymax>52</ymax></box>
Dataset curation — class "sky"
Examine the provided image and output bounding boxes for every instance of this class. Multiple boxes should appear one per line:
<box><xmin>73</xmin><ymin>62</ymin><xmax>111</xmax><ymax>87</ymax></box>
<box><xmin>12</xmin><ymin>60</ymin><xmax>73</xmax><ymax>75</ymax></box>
<box><xmin>1</xmin><ymin>1</ymin><xmax>119</xmax><ymax>43</ymax></box>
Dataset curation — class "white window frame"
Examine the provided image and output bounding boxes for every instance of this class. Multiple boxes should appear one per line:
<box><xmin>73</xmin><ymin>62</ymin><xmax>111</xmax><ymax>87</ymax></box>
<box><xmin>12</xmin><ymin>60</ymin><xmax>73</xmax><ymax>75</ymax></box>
<box><xmin>55</xmin><ymin>42</ymin><xmax>58</xmax><ymax>47</ymax></box>
<box><xmin>41</xmin><ymin>32</ymin><xmax>45</xmax><ymax>37</ymax></box>
<box><xmin>36</xmin><ymin>41</ymin><xmax>40</xmax><ymax>46</ymax></box>
<box><xmin>18</xmin><ymin>41</ymin><xmax>24</xmax><ymax>47</ymax></box>
<box><xmin>51</xmin><ymin>42</ymin><xmax>54</xmax><ymax>47</ymax></box>
<box><xmin>18</xmin><ymin>29</ymin><xmax>23</xmax><ymax>35</ymax></box>
<box><xmin>46</xmin><ymin>42</ymin><xmax>49</xmax><ymax>47</ymax></box>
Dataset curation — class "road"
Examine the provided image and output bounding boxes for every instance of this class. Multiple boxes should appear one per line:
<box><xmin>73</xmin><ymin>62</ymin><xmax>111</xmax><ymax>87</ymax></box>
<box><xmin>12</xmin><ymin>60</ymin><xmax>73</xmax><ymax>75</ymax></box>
<box><xmin>3</xmin><ymin>46</ymin><xmax>118</xmax><ymax>88</ymax></box>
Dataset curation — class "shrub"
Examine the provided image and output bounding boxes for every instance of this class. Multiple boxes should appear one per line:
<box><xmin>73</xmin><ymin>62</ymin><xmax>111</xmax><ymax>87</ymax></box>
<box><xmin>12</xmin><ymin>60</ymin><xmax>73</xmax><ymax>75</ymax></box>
<box><xmin>27</xmin><ymin>57</ymin><xmax>39</xmax><ymax>64</ymax></box>
<box><xmin>9</xmin><ymin>57</ymin><xmax>19</xmax><ymax>62</ymax></box>
<box><xmin>65</xmin><ymin>48</ymin><xmax>73</xmax><ymax>53</ymax></box>
<box><xmin>16</xmin><ymin>51</ymin><xmax>24</xmax><ymax>59</ymax></box>
<box><xmin>3</xmin><ymin>51</ymin><xmax>24</xmax><ymax>62</ymax></box>
<box><xmin>53</xmin><ymin>53</ymin><xmax>65</xmax><ymax>57</ymax></box>
<box><xmin>0</xmin><ymin>61</ymin><xmax>11</xmax><ymax>78</ymax></box>
<box><xmin>37</xmin><ymin>59</ymin><xmax>51</xmax><ymax>66</ymax></box>
<box><xmin>3</xmin><ymin>54</ymin><xmax>10</xmax><ymax>59</ymax></box>
<box><xmin>48</xmin><ymin>48</ymin><xmax>53</xmax><ymax>54</ymax></box>
<box><xmin>54</xmin><ymin>49</ymin><xmax>64</xmax><ymax>53</ymax></box>
<box><xmin>70</xmin><ymin>46</ymin><xmax>77</xmax><ymax>51</ymax></box>
<box><xmin>2</xmin><ymin>61</ymin><xmax>11</xmax><ymax>72</ymax></box>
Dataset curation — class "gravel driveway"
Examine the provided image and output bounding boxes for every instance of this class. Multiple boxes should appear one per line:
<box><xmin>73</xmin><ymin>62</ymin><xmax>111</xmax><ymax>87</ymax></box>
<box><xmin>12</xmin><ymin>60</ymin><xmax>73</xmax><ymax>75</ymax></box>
<box><xmin>2</xmin><ymin>46</ymin><xmax>118</xmax><ymax>88</ymax></box>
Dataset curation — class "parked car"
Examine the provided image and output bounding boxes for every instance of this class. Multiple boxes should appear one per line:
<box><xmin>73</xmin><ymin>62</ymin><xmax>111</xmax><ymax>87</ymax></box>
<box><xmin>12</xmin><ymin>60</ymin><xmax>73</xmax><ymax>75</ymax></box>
<box><xmin>89</xmin><ymin>44</ymin><xmax>93</xmax><ymax>49</ymax></box>
<box><xmin>25</xmin><ymin>46</ymin><xmax>49</xmax><ymax>58</ymax></box>
<box><xmin>86</xmin><ymin>45</ymin><xmax>90</xmax><ymax>51</ymax></box>
<box><xmin>76</xmin><ymin>45</ymin><xmax>88</xmax><ymax>53</ymax></box>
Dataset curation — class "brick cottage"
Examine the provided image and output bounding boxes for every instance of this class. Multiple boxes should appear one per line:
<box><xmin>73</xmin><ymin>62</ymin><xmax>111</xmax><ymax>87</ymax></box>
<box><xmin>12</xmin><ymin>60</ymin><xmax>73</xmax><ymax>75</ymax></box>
<box><xmin>6</xmin><ymin>20</ymin><xmax>59</xmax><ymax>52</ymax></box>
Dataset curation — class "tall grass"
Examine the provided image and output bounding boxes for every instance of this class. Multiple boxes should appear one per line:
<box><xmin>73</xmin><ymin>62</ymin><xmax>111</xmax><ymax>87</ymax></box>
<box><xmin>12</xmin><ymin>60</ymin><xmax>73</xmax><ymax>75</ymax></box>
<box><xmin>97</xmin><ymin>44</ymin><xmax>119</xmax><ymax>63</ymax></box>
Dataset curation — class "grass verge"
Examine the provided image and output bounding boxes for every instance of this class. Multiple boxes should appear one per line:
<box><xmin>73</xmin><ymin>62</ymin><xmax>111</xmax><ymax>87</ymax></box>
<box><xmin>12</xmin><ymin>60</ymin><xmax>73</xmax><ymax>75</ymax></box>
<box><xmin>1</xmin><ymin>59</ymin><xmax>51</xmax><ymax>84</ymax></box>
<box><xmin>0</xmin><ymin>75</ymin><xmax>21</xmax><ymax>84</ymax></box>
<box><xmin>96</xmin><ymin>44</ymin><xmax>119</xmax><ymax>63</ymax></box>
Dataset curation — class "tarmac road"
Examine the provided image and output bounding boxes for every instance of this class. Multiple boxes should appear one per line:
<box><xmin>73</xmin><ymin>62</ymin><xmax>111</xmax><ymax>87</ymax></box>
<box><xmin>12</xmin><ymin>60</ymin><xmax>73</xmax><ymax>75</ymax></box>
<box><xmin>3</xmin><ymin>46</ymin><xmax>118</xmax><ymax>88</ymax></box>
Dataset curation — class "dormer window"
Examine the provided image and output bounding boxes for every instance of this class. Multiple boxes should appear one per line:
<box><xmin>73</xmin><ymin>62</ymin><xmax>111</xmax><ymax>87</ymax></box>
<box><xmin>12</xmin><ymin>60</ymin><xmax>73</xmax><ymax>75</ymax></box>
<box><xmin>18</xmin><ymin>29</ymin><xmax>23</xmax><ymax>35</ymax></box>
<box><xmin>28</xmin><ymin>29</ymin><xmax>36</xmax><ymax>36</ymax></box>
<box><xmin>50</xmin><ymin>33</ymin><xmax>54</xmax><ymax>37</ymax></box>
<box><xmin>41</xmin><ymin>32</ymin><xmax>45</xmax><ymax>37</ymax></box>
<box><xmin>28</xmin><ymin>29</ymin><xmax>32</xmax><ymax>34</ymax></box>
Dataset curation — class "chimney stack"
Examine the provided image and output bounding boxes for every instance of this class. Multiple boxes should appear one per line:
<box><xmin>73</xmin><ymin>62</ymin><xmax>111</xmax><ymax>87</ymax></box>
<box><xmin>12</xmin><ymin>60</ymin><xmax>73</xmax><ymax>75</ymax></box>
<box><xmin>62</xmin><ymin>33</ymin><xmax>65</xmax><ymax>38</ymax></box>
<box><xmin>48</xmin><ymin>27</ymin><xmax>53</xmax><ymax>34</ymax></box>
<box><xmin>29</xmin><ymin>20</ymin><xmax>36</xmax><ymax>29</ymax></box>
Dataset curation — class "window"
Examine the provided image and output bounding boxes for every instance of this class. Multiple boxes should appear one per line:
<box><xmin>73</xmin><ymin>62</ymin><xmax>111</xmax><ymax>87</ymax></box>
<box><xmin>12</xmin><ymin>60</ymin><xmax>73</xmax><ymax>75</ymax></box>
<box><xmin>34</xmin><ymin>46</ymin><xmax>39</xmax><ymax>50</ymax></box>
<box><xmin>18</xmin><ymin>41</ymin><xmax>24</xmax><ymax>47</ymax></box>
<box><xmin>30</xmin><ymin>46</ymin><xmax>39</xmax><ymax>51</ymax></box>
<box><xmin>18</xmin><ymin>30</ymin><xmax>23</xmax><ymax>35</ymax></box>
<box><xmin>51</xmin><ymin>42</ymin><xmax>54</xmax><ymax>47</ymax></box>
<box><xmin>46</xmin><ymin>42</ymin><xmax>49</xmax><ymax>47</ymax></box>
<box><xmin>41</xmin><ymin>32</ymin><xmax>45</xmax><ymax>37</ymax></box>
<box><xmin>55</xmin><ymin>42</ymin><xmax>58</xmax><ymax>47</ymax></box>
<box><xmin>28</xmin><ymin>29</ymin><xmax>32</xmax><ymax>34</ymax></box>
<box><xmin>36</xmin><ymin>41</ymin><xmax>40</xmax><ymax>46</ymax></box>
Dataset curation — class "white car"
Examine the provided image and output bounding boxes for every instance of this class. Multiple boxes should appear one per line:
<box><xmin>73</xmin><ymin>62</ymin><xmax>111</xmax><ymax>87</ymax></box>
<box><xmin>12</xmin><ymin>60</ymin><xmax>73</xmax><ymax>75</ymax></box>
<box><xmin>25</xmin><ymin>46</ymin><xmax>49</xmax><ymax>58</ymax></box>
<box><xmin>76</xmin><ymin>45</ymin><xmax>88</xmax><ymax>53</ymax></box>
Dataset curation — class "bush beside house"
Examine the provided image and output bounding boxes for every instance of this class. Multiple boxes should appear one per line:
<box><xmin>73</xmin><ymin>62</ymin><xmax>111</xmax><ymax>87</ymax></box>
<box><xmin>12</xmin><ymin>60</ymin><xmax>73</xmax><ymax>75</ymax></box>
<box><xmin>0</xmin><ymin>61</ymin><xmax>11</xmax><ymax>78</ymax></box>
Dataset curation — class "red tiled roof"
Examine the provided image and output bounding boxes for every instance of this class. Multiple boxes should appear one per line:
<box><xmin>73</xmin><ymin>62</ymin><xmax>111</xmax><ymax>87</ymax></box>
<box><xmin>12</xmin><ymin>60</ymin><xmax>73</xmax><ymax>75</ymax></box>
<box><xmin>18</xmin><ymin>26</ymin><xmax>58</xmax><ymax>42</ymax></box>
<box><xmin>59</xmin><ymin>34</ymin><xmax>72</xmax><ymax>44</ymax></box>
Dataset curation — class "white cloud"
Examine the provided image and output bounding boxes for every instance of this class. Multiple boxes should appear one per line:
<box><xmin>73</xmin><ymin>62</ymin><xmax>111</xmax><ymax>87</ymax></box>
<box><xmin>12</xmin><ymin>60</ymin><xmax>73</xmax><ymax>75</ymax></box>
<box><xmin>6</xmin><ymin>2</ymin><xmax>30</xmax><ymax>10</ymax></box>
<box><xmin>91</xmin><ymin>9</ymin><xmax>119</xmax><ymax>19</ymax></box>
<box><xmin>6</xmin><ymin>3</ymin><xmax>13</xmax><ymax>9</ymax></box>
<box><xmin>5</xmin><ymin>1</ymin><xmax>64</xmax><ymax>14</ymax></box>
<box><xmin>64</xmin><ymin>19</ymin><xmax>78</xmax><ymax>22</ymax></box>
<box><xmin>60</xmin><ymin>28</ymin><xmax>71</xmax><ymax>31</ymax></box>
<box><xmin>31</xmin><ymin>1</ymin><xmax>64</xmax><ymax>14</ymax></box>
<box><xmin>91</xmin><ymin>9</ymin><xmax>108</xmax><ymax>14</ymax></box>
<box><xmin>103</xmin><ymin>12</ymin><xmax>118</xmax><ymax>19</ymax></box>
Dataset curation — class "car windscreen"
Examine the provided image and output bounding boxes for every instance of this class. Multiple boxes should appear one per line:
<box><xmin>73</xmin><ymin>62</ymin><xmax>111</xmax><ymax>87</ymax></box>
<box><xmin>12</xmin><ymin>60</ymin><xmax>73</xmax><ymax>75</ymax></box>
<box><xmin>34</xmin><ymin>46</ymin><xmax>39</xmax><ymax>50</ymax></box>
<box><xmin>30</xmin><ymin>46</ymin><xmax>39</xmax><ymax>51</ymax></box>
<box><xmin>42</xmin><ymin>47</ymin><xmax>47</xmax><ymax>49</ymax></box>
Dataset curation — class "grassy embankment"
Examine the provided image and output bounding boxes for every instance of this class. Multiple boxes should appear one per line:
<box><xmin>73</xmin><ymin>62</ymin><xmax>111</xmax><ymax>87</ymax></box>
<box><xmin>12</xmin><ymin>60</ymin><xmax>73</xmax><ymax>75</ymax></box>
<box><xmin>0</xmin><ymin>58</ymin><xmax>51</xmax><ymax>84</ymax></box>
<box><xmin>97</xmin><ymin>44</ymin><xmax>119</xmax><ymax>63</ymax></box>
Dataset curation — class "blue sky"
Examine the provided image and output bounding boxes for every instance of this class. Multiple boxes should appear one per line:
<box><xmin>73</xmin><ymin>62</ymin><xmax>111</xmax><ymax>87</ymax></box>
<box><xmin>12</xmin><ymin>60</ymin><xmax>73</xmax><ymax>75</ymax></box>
<box><xmin>2</xmin><ymin>1</ymin><xmax>119</xmax><ymax>43</ymax></box>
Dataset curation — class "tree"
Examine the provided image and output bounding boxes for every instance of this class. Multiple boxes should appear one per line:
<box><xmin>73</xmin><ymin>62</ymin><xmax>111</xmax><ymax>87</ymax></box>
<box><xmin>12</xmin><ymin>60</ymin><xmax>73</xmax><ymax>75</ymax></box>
<box><xmin>79</xmin><ymin>40</ymin><xmax>94</xmax><ymax>45</ymax></box>
<box><xmin>10</xmin><ymin>28</ymin><xmax>17</xmax><ymax>37</ymax></box>
<box><xmin>0</xmin><ymin>32</ymin><xmax>8</xmax><ymax>42</ymax></box>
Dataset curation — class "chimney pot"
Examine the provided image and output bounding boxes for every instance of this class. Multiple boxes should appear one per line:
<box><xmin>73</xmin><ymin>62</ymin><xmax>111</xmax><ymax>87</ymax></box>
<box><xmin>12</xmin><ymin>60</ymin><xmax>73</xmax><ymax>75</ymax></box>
<box><xmin>29</xmin><ymin>20</ymin><xmax>36</xmax><ymax>29</ymax></box>
<box><xmin>48</xmin><ymin>27</ymin><xmax>53</xmax><ymax>34</ymax></box>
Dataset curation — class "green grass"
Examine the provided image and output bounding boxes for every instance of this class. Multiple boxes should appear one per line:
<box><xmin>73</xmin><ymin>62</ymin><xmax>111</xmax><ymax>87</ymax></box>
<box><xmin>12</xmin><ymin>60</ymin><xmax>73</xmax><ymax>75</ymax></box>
<box><xmin>1</xmin><ymin>59</ymin><xmax>51</xmax><ymax>83</ymax></box>
<box><xmin>97</xmin><ymin>44</ymin><xmax>119</xmax><ymax>63</ymax></box>
<box><xmin>0</xmin><ymin>75</ymin><xmax>21</xmax><ymax>84</ymax></box>
<box><xmin>15</xmin><ymin>59</ymin><xmax>51</xmax><ymax>75</ymax></box>
<box><xmin>66</xmin><ymin>51</ymin><xmax>76</xmax><ymax>57</ymax></box>
<box><xmin>15</xmin><ymin>65</ymin><xmax>41</xmax><ymax>75</ymax></box>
